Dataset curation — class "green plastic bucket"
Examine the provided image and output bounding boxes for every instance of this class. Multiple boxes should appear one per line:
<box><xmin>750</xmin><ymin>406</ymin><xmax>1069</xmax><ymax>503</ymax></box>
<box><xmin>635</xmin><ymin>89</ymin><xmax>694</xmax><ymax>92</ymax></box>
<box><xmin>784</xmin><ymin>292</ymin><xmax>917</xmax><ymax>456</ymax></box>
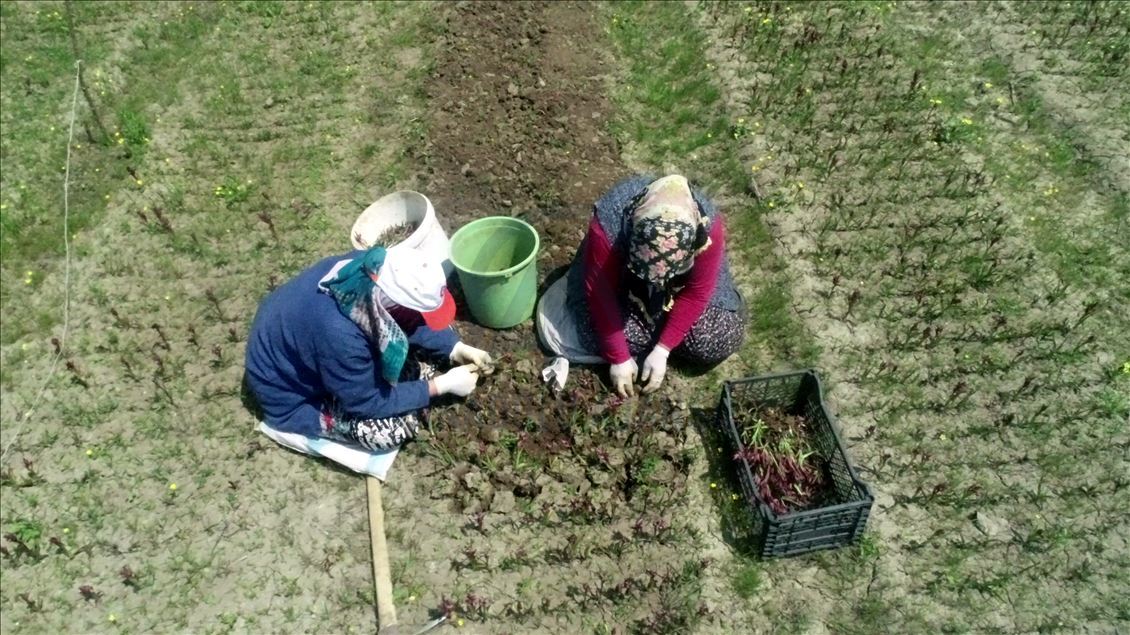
<box><xmin>449</xmin><ymin>216</ymin><xmax>540</xmax><ymax>329</ymax></box>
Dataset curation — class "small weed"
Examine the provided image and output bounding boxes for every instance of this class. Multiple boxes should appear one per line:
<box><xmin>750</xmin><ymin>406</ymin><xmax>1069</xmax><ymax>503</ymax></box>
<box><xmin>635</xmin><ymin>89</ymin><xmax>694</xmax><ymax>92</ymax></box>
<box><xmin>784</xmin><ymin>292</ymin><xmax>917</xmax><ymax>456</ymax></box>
<box><xmin>117</xmin><ymin>109</ymin><xmax>150</xmax><ymax>153</ymax></box>
<box><xmin>213</xmin><ymin>177</ymin><xmax>252</xmax><ymax>207</ymax></box>
<box><xmin>732</xmin><ymin>560</ymin><xmax>762</xmax><ymax>599</ymax></box>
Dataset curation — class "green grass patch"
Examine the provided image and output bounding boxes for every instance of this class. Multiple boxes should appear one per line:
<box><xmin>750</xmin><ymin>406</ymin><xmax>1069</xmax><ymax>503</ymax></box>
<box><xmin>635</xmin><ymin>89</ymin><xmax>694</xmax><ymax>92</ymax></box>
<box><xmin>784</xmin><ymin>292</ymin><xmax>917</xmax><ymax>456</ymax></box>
<box><xmin>731</xmin><ymin>560</ymin><xmax>762</xmax><ymax>599</ymax></box>
<box><xmin>603</xmin><ymin>0</ymin><xmax>813</xmax><ymax>370</ymax></box>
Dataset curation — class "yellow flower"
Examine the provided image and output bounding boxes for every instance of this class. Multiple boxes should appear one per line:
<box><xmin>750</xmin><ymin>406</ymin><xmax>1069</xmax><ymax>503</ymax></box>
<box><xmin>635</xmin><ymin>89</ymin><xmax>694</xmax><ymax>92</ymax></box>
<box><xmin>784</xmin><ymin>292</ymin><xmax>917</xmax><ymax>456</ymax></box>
<box><xmin>63</xmin><ymin>527</ymin><xmax>70</xmax><ymax>534</ymax></box>
<box><xmin>1122</xmin><ymin>361</ymin><xmax>1130</xmax><ymax>374</ymax></box>
<box><xmin>456</xmin><ymin>618</ymin><xmax>465</xmax><ymax>628</ymax></box>
<box><xmin>983</xmin><ymin>82</ymin><xmax>993</xmax><ymax>89</ymax></box>
<box><xmin>108</xmin><ymin>614</ymin><xmax>117</xmax><ymax>623</ymax></box>
<box><xmin>767</xmin><ymin>201</ymin><xmax>775</xmax><ymax>208</ymax></box>
<box><xmin>710</xmin><ymin>482</ymin><xmax>717</xmax><ymax>489</ymax></box>
<box><xmin>135</xmin><ymin>179</ymin><xmax>143</xmax><ymax>186</ymax></box>
<box><xmin>761</xmin><ymin>17</ymin><xmax>771</xmax><ymax>25</ymax></box>
<box><xmin>731</xmin><ymin>494</ymin><xmax>739</xmax><ymax>500</ymax></box>
<box><xmin>86</xmin><ymin>449</ymin><xmax>94</xmax><ymax>457</ymax></box>
<box><xmin>168</xmin><ymin>483</ymin><xmax>178</xmax><ymax>491</ymax></box>
<box><xmin>961</xmin><ymin>118</ymin><xmax>973</xmax><ymax>125</ymax></box>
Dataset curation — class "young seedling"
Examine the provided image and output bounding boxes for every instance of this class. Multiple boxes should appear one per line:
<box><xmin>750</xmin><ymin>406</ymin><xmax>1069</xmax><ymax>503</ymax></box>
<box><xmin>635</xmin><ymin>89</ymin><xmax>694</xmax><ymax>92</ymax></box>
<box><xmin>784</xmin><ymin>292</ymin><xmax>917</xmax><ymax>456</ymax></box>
<box><xmin>78</xmin><ymin>585</ymin><xmax>101</xmax><ymax>602</ymax></box>
<box><xmin>17</xmin><ymin>593</ymin><xmax>42</xmax><ymax>612</ymax></box>
<box><xmin>204</xmin><ymin>289</ymin><xmax>226</xmax><ymax>322</ymax></box>
<box><xmin>119</xmin><ymin>354</ymin><xmax>140</xmax><ymax>382</ymax></box>
<box><xmin>49</xmin><ymin>536</ymin><xmax>67</xmax><ymax>555</ymax></box>
<box><xmin>151</xmin><ymin>206</ymin><xmax>174</xmax><ymax>234</ymax></box>
<box><xmin>65</xmin><ymin>360</ymin><xmax>88</xmax><ymax>388</ymax></box>
<box><xmin>120</xmin><ymin>565</ymin><xmax>141</xmax><ymax>590</ymax></box>
<box><xmin>151</xmin><ymin>323</ymin><xmax>171</xmax><ymax>350</ymax></box>
<box><xmin>257</xmin><ymin>209</ymin><xmax>279</xmax><ymax>241</ymax></box>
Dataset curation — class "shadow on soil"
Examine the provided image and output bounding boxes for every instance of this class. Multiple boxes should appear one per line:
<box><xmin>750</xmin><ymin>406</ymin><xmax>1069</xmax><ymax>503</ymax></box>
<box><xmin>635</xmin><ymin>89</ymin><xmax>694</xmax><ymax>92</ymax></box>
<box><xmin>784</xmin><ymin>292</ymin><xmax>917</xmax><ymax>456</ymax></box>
<box><xmin>689</xmin><ymin>405</ymin><xmax>763</xmax><ymax>559</ymax></box>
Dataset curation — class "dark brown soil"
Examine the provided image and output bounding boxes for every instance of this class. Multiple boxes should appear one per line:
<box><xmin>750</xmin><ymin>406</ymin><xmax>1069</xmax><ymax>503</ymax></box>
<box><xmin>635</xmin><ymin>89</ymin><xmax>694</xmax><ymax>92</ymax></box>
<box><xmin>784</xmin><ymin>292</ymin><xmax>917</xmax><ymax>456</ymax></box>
<box><xmin>415</xmin><ymin>0</ymin><xmax>686</xmax><ymax>530</ymax></box>
<box><xmin>418</xmin><ymin>0</ymin><xmax>624</xmax><ymax>362</ymax></box>
<box><xmin>391</xmin><ymin>3</ymin><xmax>707</xmax><ymax>630</ymax></box>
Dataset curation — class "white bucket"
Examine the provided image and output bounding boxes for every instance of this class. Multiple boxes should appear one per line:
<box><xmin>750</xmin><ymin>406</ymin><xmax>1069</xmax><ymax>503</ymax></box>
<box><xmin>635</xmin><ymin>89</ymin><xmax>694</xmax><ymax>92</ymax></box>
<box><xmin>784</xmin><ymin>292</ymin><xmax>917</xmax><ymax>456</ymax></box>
<box><xmin>350</xmin><ymin>191</ymin><xmax>452</xmax><ymax>276</ymax></box>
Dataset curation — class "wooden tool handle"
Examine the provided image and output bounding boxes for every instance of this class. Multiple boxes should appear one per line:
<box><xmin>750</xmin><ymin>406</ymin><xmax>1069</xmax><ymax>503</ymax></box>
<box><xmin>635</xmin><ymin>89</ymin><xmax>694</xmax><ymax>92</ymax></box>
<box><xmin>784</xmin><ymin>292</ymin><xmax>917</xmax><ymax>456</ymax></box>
<box><xmin>366</xmin><ymin>476</ymin><xmax>398</xmax><ymax>632</ymax></box>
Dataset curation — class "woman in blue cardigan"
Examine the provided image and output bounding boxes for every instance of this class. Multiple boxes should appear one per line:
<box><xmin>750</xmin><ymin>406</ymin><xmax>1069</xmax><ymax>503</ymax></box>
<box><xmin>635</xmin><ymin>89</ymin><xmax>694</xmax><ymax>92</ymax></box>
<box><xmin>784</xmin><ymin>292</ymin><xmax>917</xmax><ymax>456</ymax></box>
<box><xmin>245</xmin><ymin>245</ymin><xmax>492</xmax><ymax>450</ymax></box>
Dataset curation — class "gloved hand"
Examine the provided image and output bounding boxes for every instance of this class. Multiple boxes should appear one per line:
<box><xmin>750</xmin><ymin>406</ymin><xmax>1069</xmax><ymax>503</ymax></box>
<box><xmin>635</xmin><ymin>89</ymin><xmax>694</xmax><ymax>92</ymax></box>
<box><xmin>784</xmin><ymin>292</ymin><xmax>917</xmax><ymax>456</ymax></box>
<box><xmin>450</xmin><ymin>341</ymin><xmax>494</xmax><ymax>373</ymax></box>
<box><xmin>609</xmin><ymin>359</ymin><xmax>638</xmax><ymax>398</ymax></box>
<box><xmin>432</xmin><ymin>364</ymin><xmax>480</xmax><ymax>397</ymax></box>
<box><xmin>639</xmin><ymin>345</ymin><xmax>670</xmax><ymax>393</ymax></box>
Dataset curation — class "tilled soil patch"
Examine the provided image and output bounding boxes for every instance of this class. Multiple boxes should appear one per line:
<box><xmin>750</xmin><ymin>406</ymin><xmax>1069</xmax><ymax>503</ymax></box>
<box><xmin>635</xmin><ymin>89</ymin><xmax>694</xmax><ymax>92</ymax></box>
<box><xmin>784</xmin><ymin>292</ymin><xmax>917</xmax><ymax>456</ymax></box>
<box><xmin>379</xmin><ymin>2</ymin><xmax>709</xmax><ymax>632</ymax></box>
<box><xmin>417</xmin><ymin>0</ymin><xmax>624</xmax><ymax>359</ymax></box>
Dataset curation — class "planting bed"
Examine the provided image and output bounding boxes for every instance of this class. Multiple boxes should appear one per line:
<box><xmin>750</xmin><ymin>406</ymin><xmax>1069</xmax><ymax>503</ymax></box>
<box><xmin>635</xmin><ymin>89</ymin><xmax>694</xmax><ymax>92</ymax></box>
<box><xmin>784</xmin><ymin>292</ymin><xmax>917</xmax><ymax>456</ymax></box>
<box><xmin>1</xmin><ymin>1</ymin><xmax>1127</xmax><ymax>634</ymax></box>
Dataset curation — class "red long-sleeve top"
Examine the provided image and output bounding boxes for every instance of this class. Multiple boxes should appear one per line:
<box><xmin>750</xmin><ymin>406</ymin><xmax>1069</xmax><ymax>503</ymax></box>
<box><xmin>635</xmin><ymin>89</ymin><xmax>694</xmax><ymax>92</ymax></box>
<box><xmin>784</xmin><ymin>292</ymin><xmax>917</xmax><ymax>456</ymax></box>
<box><xmin>582</xmin><ymin>216</ymin><xmax>726</xmax><ymax>364</ymax></box>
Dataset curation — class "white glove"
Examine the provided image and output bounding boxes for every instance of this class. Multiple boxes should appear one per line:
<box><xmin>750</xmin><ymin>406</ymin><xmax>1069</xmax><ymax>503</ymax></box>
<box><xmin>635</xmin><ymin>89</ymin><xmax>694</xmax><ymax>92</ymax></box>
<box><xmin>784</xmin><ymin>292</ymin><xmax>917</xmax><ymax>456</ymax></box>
<box><xmin>609</xmin><ymin>359</ymin><xmax>638</xmax><ymax>398</ymax></box>
<box><xmin>433</xmin><ymin>365</ymin><xmax>480</xmax><ymax>397</ymax></box>
<box><xmin>639</xmin><ymin>345</ymin><xmax>670</xmax><ymax>393</ymax></box>
<box><xmin>450</xmin><ymin>341</ymin><xmax>493</xmax><ymax>372</ymax></box>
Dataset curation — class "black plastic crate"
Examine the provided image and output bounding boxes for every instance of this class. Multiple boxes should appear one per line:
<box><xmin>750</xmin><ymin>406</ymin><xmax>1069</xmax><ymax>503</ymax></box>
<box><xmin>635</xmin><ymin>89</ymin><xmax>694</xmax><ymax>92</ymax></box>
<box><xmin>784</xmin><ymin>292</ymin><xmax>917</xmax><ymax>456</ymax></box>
<box><xmin>716</xmin><ymin>369</ymin><xmax>873</xmax><ymax>558</ymax></box>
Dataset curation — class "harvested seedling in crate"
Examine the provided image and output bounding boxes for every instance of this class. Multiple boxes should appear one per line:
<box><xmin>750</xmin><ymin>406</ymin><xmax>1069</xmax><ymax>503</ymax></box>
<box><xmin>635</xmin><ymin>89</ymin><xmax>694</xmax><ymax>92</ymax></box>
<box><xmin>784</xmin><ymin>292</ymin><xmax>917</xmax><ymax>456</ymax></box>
<box><xmin>718</xmin><ymin>370</ymin><xmax>872</xmax><ymax>558</ymax></box>
<box><xmin>733</xmin><ymin>407</ymin><xmax>833</xmax><ymax>515</ymax></box>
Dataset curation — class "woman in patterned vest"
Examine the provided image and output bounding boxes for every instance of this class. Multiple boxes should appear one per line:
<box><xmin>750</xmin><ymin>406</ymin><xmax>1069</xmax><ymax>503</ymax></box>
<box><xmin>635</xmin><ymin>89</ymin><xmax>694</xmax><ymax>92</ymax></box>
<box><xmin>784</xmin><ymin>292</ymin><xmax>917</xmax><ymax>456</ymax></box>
<box><xmin>561</xmin><ymin>174</ymin><xmax>746</xmax><ymax>396</ymax></box>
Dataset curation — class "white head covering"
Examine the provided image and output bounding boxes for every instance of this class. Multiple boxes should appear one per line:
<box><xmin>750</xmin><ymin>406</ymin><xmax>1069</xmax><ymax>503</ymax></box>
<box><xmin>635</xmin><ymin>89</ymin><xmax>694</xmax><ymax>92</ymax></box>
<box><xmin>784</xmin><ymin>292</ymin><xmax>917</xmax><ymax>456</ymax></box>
<box><xmin>627</xmin><ymin>175</ymin><xmax>709</xmax><ymax>288</ymax></box>
<box><xmin>633</xmin><ymin>175</ymin><xmax>699</xmax><ymax>223</ymax></box>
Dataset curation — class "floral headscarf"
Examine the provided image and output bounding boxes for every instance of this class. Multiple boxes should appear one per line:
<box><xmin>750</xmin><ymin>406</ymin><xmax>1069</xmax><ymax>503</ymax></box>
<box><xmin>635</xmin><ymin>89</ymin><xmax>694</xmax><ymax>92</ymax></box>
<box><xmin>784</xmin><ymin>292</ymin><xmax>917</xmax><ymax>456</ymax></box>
<box><xmin>627</xmin><ymin>175</ymin><xmax>710</xmax><ymax>290</ymax></box>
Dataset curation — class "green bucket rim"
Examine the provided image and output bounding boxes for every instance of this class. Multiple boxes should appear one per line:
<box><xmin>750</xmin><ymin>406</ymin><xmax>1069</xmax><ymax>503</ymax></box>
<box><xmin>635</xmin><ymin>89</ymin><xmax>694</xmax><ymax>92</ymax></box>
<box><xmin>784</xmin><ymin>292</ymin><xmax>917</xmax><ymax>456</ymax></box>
<box><xmin>449</xmin><ymin>216</ymin><xmax>540</xmax><ymax>278</ymax></box>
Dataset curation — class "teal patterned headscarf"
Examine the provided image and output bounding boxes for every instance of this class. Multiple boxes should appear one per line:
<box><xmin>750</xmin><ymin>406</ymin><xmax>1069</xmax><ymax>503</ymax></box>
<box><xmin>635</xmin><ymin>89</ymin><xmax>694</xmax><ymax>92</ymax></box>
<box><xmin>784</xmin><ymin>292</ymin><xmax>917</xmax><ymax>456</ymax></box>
<box><xmin>320</xmin><ymin>247</ymin><xmax>410</xmax><ymax>384</ymax></box>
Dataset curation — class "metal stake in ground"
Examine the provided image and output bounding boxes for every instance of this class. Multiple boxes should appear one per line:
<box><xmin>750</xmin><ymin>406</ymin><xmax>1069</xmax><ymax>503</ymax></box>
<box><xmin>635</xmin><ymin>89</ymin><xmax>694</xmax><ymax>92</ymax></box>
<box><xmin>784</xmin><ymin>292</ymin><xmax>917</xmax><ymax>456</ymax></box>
<box><xmin>366</xmin><ymin>476</ymin><xmax>447</xmax><ymax>635</ymax></box>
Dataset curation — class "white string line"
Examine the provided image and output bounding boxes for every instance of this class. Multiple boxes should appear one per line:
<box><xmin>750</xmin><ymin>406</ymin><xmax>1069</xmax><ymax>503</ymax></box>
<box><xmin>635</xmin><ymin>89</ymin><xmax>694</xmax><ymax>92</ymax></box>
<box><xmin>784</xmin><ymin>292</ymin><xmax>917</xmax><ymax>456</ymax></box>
<box><xmin>1</xmin><ymin>60</ymin><xmax>81</xmax><ymax>465</ymax></box>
